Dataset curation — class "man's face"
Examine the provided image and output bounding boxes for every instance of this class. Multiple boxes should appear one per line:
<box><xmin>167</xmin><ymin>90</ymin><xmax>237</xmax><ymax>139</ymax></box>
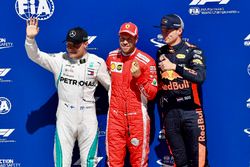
<box><xmin>66</xmin><ymin>41</ymin><xmax>88</xmax><ymax>59</ymax></box>
<box><xmin>161</xmin><ymin>27</ymin><xmax>182</xmax><ymax>46</ymax></box>
<box><xmin>119</xmin><ymin>33</ymin><xmax>137</xmax><ymax>54</ymax></box>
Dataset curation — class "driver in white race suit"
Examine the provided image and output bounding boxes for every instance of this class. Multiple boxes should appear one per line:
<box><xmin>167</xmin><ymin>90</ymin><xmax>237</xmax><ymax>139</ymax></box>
<box><xmin>25</xmin><ymin>18</ymin><xmax>110</xmax><ymax>167</ymax></box>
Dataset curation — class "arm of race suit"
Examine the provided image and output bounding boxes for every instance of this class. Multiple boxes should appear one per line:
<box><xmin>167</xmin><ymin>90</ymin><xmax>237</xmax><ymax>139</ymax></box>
<box><xmin>175</xmin><ymin>47</ymin><xmax>206</xmax><ymax>84</ymax></box>
<box><xmin>96</xmin><ymin>57</ymin><xmax>111</xmax><ymax>91</ymax></box>
<box><xmin>156</xmin><ymin>47</ymin><xmax>167</xmax><ymax>91</ymax></box>
<box><xmin>134</xmin><ymin>58</ymin><xmax>158</xmax><ymax>100</ymax></box>
<box><xmin>105</xmin><ymin>55</ymin><xmax>111</xmax><ymax>74</ymax></box>
<box><xmin>106</xmin><ymin>55</ymin><xmax>111</xmax><ymax>75</ymax></box>
<box><xmin>25</xmin><ymin>37</ymin><xmax>61</xmax><ymax>73</ymax></box>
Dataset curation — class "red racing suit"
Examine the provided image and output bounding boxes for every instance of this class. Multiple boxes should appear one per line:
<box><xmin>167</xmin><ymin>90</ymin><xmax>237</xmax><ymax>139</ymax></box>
<box><xmin>106</xmin><ymin>48</ymin><xmax>158</xmax><ymax>167</ymax></box>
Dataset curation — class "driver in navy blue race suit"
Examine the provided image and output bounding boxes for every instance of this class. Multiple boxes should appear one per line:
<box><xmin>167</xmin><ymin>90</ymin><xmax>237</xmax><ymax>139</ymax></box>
<box><xmin>156</xmin><ymin>14</ymin><xmax>209</xmax><ymax>167</ymax></box>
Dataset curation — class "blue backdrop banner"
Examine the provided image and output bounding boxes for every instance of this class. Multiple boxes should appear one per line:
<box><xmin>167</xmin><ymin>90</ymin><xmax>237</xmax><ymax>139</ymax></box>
<box><xmin>0</xmin><ymin>0</ymin><xmax>250</xmax><ymax>166</ymax></box>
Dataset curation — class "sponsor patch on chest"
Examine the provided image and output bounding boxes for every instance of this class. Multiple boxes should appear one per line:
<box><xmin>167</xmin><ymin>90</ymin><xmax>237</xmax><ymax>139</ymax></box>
<box><xmin>176</xmin><ymin>54</ymin><xmax>186</xmax><ymax>59</ymax></box>
<box><xmin>110</xmin><ymin>61</ymin><xmax>123</xmax><ymax>73</ymax></box>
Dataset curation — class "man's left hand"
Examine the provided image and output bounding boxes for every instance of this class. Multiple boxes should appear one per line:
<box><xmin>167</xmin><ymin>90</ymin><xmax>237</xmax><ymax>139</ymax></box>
<box><xmin>131</xmin><ymin>60</ymin><xmax>141</xmax><ymax>78</ymax></box>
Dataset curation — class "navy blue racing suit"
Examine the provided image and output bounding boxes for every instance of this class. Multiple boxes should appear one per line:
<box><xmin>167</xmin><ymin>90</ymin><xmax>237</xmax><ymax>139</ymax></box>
<box><xmin>157</xmin><ymin>40</ymin><xmax>209</xmax><ymax>167</ymax></box>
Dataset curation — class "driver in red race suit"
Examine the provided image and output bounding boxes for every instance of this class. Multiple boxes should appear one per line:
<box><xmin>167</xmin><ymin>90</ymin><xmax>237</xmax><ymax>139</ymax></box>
<box><xmin>106</xmin><ymin>22</ymin><xmax>158</xmax><ymax>167</ymax></box>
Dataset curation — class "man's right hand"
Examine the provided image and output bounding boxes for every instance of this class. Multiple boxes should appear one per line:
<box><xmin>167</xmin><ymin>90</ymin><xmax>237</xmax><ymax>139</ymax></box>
<box><xmin>26</xmin><ymin>18</ymin><xmax>39</xmax><ymax>39</ymax></box>
<box><xmin>158</xmin><ymin>55</ymin><xmax>176</xmax><ymax>71</ymax></box>
<box><xmin>130</xmin><ymin>60</ymin><xmax>141</xmax><ymax>78</ymax></box>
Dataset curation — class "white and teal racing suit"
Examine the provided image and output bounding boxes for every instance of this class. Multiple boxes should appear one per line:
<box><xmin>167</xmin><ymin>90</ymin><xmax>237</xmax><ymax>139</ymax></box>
<box><xmin>25</xmin><ymin>37</ymin><xmax>110</xmax><ymax>167</ymax></box>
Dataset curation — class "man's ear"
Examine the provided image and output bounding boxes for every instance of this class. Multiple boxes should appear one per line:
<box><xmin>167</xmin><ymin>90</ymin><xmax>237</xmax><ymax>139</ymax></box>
<box><xmin>177</xmin><ymin>28</ymin><xmax>183</xmax><ymax>35</ymax></box>
<box><xmin>83</xmin><ymin>41</ymin><xmax>89</xmax><ymax>47</ymax></box>
<box><xmin>135</xmin><ymin>36</ymin><xmax>138</xmax><ymax>43</ymax></box>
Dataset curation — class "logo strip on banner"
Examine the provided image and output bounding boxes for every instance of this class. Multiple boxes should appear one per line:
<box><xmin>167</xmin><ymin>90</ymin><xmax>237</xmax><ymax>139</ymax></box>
<box><xmin>0</xmin><ymin>159</ymin><xmax>21</xmax><ymax>166</ymax></box>
<box><xmin>190</xmin><ymin>0</ymin><xmax>230</xmax><ymax>5</ymax></box>
<box><xmin>0</xmin><ymin>129</ymin><xmax>15</xmax><ymax>137</ymax></box>
<box><xmin>188</xmin><ymin>0</ymin><xmax>240</xmax><ymax>15</ymax></box>
<box><xmin>244</xmin><ymin>34</ymin><xmax>250</xmax><ymax>47</ymax></box>
<box><xmin>87</xmin><ymin>36</ymin><xmax>98</xmax><ymax>50</ymax></box>
<box><xmin>0</xmin><ymin>68</ymin><xmax>12</xmax><ymax>83</ymax></box>
<box><xmin>0</xmin><ymin>38</ymin><xmax>14</xmax><ymax>49</ymax></box>
<box><xmin>0</xmin><ymin>128</ymin><xmax>16</xmax><ymax>143</ymax></box>
<box><xmin>0</xmin><ymin>69</ymin><xmax>11</xmax><ymax>77</ymax></box>
<box><xmin>0</xmin><ymin>97</ymin><xmax>12</xmax><ymax>114</ymax></box>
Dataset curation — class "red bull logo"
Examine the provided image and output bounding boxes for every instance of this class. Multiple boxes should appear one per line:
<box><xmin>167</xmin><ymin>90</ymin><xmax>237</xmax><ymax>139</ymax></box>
<box><xmin>162</xmin><ymin>80</ymin><xmax>190</xmax><ymax>90</ymax></box>
<box><xmin>196</xmin><ymin>109</ymin><xmax>206</xmax><ymax>142</ymax></box>
<box><xmin>161</xmin><ymin>70</ymin><xmax>182</xmax><ymax>81</ymax></box>
<box><xmin>161</xmin><ymin>70</ymin><xmax>190</xmax><ymax>90</ymax></box>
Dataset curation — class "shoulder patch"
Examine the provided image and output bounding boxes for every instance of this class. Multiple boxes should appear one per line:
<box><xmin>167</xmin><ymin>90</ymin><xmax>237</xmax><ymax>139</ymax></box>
<box><xmin>109</xmin><ymin>49</ymin><xmax>120</xmax><ymax>55</ymax></box>
<box><xmin>192</xmin><ymin>59</ymin><xmax>203</xmax><ymax>65</ymax></box>
<box><xmin>62</xmin><ymin>53</ymin><xmax>68</xmax><ymax>59</ymax></box>
<box><xmin>185</xmin><ymin>42</ymin><xmax>196</xmax><ymax>48</ymax></box>
<box><xmin>136</xmin><ymin>53</ymin><xmax>150</xmax><ymax>64</ymax></box>
<box><xmin>193</xmin><ymin>49</ymin><xmax>202</xmax><ymax>55</ymax></box>
<box><xmin>193</xmin><ymin>54</ymin><xmax>203</xmax><ymax>60</ymax></box>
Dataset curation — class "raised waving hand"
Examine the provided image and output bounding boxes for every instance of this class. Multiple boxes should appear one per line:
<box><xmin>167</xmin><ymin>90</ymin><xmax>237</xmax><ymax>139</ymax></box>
<box><xmin>26</xmin><ymin>18</ymin><xmax>39</xmax><ymax>39</ymax></box>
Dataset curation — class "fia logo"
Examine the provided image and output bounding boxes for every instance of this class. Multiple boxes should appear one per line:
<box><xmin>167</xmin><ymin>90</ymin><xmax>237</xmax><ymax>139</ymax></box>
<box><xmin>0</xmin><ymin>129</ymin><xmax>15</xmax><ymax>137</ymax></box>
<box><xmin>190</xmin><ymin>0</ymin><xmax>230</xmax><ymax>5</ymax></box>
<box><xmin>189</xmin><ymin>7</ymin><xmax>201</xmax><ymax>15</ymax></box>
<box><xmin>244</xmin><ymin>34</ymin><xmax>250</xmax><ymax>47</ymax></box>
<box><xmin>15</xmin><ymin>0</ymin><xmax>55</xmax><ymax>20</ymax></box>
<box><xmin>0</xmin><ymin>97</ymin><xmax>12</xmax><ymax>115</ymax></box>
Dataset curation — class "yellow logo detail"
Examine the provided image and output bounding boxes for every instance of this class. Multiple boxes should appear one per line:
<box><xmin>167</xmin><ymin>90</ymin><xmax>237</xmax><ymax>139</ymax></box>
<box><xmin>192</xmin><ymin>59</ymin><xmax>203</xmax><ymax>65</ymax></box>
<box><xmin>125</xmin><ymin>24</ymin><xmax>130</xmax><ymax>29</ymax></box>
<box><xmin>161</xmin><ymin>70</ymin><xmax>182</xmax><ymax>81</ymax></box>
<box><xmin>111</xmin><ymin>63</ymin><xmax>116</xmax><ymax>70</ymax></box>
<box><xmin>176</xmin><ymin>54</ymin><xmax>186</xmax><ymax>59</ymax></box>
